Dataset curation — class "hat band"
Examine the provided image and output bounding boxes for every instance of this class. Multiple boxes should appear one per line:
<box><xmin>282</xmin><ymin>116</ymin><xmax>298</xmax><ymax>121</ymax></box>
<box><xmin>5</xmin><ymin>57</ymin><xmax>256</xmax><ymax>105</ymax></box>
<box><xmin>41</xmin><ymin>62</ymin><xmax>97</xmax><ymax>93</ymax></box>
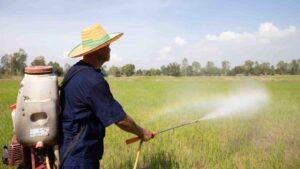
<box><xmin>82</xmin><ymin>34</ymin><xmax>110</xmax><ymax>48</ymax></box>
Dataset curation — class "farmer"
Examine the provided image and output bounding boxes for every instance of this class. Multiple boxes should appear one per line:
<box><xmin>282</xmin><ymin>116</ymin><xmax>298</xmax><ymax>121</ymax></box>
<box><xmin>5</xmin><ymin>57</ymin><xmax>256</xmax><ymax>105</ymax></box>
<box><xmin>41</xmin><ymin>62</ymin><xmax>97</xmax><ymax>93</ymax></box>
<box><xmin>59</xmin><ymin>24</ymin><xmax>154</xmax><ymax>168</ymax></box>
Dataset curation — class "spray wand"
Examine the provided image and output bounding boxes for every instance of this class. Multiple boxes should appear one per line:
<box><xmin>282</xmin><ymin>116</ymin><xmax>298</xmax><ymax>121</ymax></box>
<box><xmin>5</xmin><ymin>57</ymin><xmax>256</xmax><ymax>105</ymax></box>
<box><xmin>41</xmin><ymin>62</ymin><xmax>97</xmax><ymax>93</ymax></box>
<box><xmin>126</xmin><ymin>118</ymin><xmax>203</xmax><ymax>145</ymax></box>
<box><xmin>126</xmin><ymin>118</ymin><xmax>204</xmax><ymax>169</ymax></box>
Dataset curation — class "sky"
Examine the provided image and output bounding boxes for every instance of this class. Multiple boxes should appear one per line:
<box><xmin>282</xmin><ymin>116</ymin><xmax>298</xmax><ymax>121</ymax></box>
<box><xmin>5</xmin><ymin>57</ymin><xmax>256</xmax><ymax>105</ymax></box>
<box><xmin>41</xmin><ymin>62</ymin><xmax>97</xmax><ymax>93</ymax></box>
<box><xmin>0</xmin><ymin>0</ymin><xmax>300</xmax><ymax>69</ymax></box>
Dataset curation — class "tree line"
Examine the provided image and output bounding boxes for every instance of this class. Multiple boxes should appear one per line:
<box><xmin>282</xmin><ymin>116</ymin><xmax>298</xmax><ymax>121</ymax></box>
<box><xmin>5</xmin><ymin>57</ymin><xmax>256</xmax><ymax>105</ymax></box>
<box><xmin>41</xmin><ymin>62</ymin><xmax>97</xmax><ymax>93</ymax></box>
<box><xmin>0</xmin><ymin>49</ymin><xmax>70</xmax><ymax>77</ymax></box>
<box><xmin>1</xmin><ymin>49</ymin><xmax>300</xmax><ymax>77</ymax></box>
<box><xmin>105</xmin><ymin>58</ymin><xmax>300</xmax><ymax>77</ymax></box>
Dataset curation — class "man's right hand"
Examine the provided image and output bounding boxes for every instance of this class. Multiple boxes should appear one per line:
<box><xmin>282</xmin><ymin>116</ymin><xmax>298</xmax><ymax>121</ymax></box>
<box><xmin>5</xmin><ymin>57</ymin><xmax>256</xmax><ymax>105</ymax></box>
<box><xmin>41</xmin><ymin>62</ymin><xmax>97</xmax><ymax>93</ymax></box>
<box><xmin>139</xmin><ymin>129</ymin><xmax>155</xmax><ymax>142</ymax></box>
<box><xmin>116</xmin><ymin>115</ymin><xmax>155</xmax><ymax>142</ymax></box>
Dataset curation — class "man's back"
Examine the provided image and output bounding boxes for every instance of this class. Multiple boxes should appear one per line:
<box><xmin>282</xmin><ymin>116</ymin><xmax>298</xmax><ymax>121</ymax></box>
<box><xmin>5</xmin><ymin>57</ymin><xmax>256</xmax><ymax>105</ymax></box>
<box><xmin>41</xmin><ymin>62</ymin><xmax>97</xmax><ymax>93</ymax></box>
<box><xmin>59</xmin><ymin>60</ymin><xmax>126</xmax><ymax>168</ymax></box>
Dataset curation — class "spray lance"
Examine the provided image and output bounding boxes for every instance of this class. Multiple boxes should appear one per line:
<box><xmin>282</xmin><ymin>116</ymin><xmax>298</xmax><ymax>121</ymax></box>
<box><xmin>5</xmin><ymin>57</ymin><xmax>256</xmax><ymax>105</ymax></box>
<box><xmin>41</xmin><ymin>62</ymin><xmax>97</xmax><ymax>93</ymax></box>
<box><xmin>125</xmin><ymin>118</ymin><xmax>204</xmax><ymax>169</ymax></box>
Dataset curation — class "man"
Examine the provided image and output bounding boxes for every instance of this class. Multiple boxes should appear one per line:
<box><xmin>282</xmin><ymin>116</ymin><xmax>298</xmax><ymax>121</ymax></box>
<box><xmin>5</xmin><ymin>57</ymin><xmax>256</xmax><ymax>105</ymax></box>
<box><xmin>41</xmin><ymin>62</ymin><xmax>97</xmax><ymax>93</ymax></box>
<box><xmin>59</xmin><ymin>24</ymin><xmax>153</xmax><ymax>169</ymax></box>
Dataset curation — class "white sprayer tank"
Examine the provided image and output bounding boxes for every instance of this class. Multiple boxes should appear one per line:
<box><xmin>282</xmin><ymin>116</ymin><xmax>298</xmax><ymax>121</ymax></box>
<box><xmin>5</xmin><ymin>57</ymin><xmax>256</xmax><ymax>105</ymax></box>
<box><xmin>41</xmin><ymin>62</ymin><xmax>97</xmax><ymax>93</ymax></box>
<box><xmin>15</xmin><ymin>66</ymin><xmax>59</xmax><ymax>146</ymax></box>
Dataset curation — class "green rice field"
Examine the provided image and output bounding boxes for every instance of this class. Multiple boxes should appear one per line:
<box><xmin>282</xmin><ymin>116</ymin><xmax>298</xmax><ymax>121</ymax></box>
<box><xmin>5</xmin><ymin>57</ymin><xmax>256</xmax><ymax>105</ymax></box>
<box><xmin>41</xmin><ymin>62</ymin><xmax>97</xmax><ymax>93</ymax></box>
<box><xmin>1</xmin><ymin>76</ymin><xmax>300</xmax><ymax>169</ymax></box>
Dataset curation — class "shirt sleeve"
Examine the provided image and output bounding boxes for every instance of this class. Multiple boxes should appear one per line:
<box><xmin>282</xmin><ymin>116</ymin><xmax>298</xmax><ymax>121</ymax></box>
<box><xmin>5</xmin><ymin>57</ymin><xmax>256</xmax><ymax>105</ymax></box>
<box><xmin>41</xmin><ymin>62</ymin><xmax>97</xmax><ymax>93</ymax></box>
<box><xmin>87</xmin><ymin>80</ymin><xmax>126</xmax><ymax>127</ymax></box>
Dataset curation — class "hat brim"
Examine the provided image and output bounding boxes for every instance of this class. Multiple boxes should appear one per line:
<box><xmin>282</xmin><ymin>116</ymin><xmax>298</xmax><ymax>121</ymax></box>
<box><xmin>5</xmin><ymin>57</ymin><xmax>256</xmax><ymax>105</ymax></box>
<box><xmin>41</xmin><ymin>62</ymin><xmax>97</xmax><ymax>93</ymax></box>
<box><xmin>68</xmin><ymin>32</ymin><xmax>123</xmax><ymax>58</ymax></box>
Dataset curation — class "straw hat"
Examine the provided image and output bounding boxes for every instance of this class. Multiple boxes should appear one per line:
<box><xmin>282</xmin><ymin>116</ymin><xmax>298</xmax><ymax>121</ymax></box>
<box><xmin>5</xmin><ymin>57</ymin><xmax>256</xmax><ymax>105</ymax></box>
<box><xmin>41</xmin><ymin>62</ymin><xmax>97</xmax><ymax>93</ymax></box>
<box><xmin>68</xmin><ymin>24</ymin><xmax>123</xmax><ymax>58</ymax></box>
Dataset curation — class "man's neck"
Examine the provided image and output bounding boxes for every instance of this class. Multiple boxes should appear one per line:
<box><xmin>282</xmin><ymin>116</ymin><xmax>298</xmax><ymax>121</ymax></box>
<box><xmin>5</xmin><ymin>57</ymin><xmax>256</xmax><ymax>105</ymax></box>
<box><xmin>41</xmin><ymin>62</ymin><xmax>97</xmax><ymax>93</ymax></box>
<box><xmin>82</xmin><ymin>57</ymin><xmax>104</xmax><ymax>68</ymax></box>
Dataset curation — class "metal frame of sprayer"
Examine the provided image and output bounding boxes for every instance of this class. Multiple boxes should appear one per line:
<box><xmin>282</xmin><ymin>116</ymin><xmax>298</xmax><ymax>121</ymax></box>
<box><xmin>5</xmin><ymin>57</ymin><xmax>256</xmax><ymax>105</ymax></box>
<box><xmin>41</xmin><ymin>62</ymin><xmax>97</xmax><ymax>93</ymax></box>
<box><xmin>3</xmin><ymin>104</ymin><xmax>58</xmax><ymax>169</ymax></box>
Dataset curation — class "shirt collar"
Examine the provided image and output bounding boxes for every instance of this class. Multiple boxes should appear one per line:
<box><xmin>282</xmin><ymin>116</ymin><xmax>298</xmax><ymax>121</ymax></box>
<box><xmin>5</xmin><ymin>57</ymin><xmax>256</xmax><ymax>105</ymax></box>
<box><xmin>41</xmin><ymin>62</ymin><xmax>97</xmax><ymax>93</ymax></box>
<box><xmin>77</xmin><ymin>60</ymin><xmax>102</xmax><ymax>73</ymax></box>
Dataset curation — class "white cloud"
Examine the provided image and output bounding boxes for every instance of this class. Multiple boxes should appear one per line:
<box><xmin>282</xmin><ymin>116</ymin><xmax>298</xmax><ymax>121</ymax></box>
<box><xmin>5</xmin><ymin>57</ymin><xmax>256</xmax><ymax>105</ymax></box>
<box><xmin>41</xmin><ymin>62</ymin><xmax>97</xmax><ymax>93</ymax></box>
<box><xmin>206</xmin><ymin>31</ymin><xmax>253</xmax><ymax>42</ymax></box>
<box><xmin>156</xmin><ymin>22</ymin><xmax>299</xmax><ymax>66</ymax></box>
<box><xmin>205</xmin><ymin>22</ymin><xmax>297</xmax><ymax>43</ymax></box>
<box><xmin>174</xmin><ymin>36</ymin><xmax>187</xmax><ymax>46</ymax></box>
<box><xmin>156</xmin><ymin>37</ymin><xmax>187</xmax><ymax>61</ymax></box>
<box><xmin>258</xmin><ymin>22</ymin><xmax>296</xmax><ymax>38</ymax></box>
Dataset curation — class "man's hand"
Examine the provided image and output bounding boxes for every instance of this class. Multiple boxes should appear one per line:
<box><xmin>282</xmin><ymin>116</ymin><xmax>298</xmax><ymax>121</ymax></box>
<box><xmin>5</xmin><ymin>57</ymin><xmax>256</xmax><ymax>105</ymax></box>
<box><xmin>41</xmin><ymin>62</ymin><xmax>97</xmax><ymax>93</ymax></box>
<box><xmin>139</xmin><ymin>129</ymin><xmax>155</xmax><ymax>142</ymax></box>
<box><xmin>116</xmin><ymin>115</ymin><xmax>155</xmax><ymax>142</ymax></box>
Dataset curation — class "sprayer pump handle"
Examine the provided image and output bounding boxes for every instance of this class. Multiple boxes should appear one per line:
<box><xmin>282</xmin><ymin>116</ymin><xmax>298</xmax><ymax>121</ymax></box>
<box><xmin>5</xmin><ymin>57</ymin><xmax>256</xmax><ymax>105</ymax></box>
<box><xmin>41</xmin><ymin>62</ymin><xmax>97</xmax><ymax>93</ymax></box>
<box><xmin>126</xmin><ymin>137</ymin><xmax>140</xmax><ymax>144</ymax></box>
<box><xmin>126</xmin><ymin>132</ymin><xmax>156</xmax><ymax>145</ymax></box>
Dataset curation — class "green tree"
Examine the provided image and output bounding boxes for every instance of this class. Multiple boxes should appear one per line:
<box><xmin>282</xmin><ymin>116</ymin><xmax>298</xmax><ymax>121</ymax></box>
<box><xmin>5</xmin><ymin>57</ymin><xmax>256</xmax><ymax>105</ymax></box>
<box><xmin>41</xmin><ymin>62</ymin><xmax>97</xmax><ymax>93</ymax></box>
<box><xmin>121</xmin><ymin>64</ymin><xmax>135</xmax><ymax>76</ymax></box>
<box><xmin>142</xmin><ymin>70</ymin><xmax>151</xmax><ymax>76</ymax></box>
<box><xmin>8</xmin><ymin>49</ymin><xmax>27</xmax><ymax>75</ymax></box>
<box><xmin>261</xmin><ymin>62</ymin><xmax>271</xmax><ymax>75</ymax></box>
<box><xmin>186</xmin><ymin>65</ymin><xmax>193</xmax><ymax>76</ymax></box>
<box><xmin>253</xmin><ymin>61</ymin><xmax>262</xmax><ymax>75</ymax></box>
<box><xmin>166</xmin><ymin>62</ymin><xmax>181</xmax><ymax>76</ymax></box>
<box><xmin>221</xmin><ymin>60</ymin><xmax>230</xmax><ymax>76</ymax></box>
<box><xmin>0</xmin><ymin>54</ymin><xmax>11</xmax><ymax>75</ymax></box>
<box><xmin>297</xmin><ymin>59</ymin><xmax>300</xmax><ymax>74</ymax></box>
<box><xmin>231</xmin><ymin>65</ymin><xmax>245</xmax><ymax>75</ymax></box>
<box><xmin>0</xmin><ymin>49</ymin><xmax>28</xmax><ymax>76</ymax></box>
<box><xmin>289</xmin><ymin>60</ymin><xmax>299</xmax><ymax>75</ymax></box>
<box><xmin>270</xmin><ymin>65</ymin><xmax>275</xmax><ymax>75</ymax></box>
<box><xmin>135</xmin><ymin>69</ymin><xmax>143</xmax><ymax>76</ymax></box>
<box><xmin>191</xmin><ymin>61</ymin><xmax>201</xmax><ymax>76</ymax></box>
<box><xmin>205</xmin><ymin>61</ymin><xmax>220</xmax><ymax>75</ymax></box>
<box><xmin>244</xmin><ymin>60</ymin><xmax>254</xmax><ymax>75</ymax></box>
<box><xmin>160</xmin><ymin>65</ymin><xmax>168</xmax><ymax>76</ymax></box>
<box><xmin>64</xmin><ymin>63</ymin><xmax>71</xmax><ymax>75</ymax></box>
<box><xmin>276</xmin><ymin>61</ymin><xmax>288</xmax><ymax>75</ymax></box>
<box><xmin>31</xmin><ymin>56</ymin><xmax>46</xmax><ymax>66</ymax></box>
<box><xmin>180</xmin><ymin>58</ymin><xmax>189</xmax><ymax>76</ymax></box>
<box><xmin>48</xmin><ymin>61</ymin><xmax>63</xmax><ymax>76</ymax></box>
<box><xmin>150</xmin><ymin>69</ymin><xmax>161</xmax><ymax>76</ymax></box>
<box><xmin>108</xmin><ymin>66</ymin><xmax>121</xmax><ymax>77</ymax></box>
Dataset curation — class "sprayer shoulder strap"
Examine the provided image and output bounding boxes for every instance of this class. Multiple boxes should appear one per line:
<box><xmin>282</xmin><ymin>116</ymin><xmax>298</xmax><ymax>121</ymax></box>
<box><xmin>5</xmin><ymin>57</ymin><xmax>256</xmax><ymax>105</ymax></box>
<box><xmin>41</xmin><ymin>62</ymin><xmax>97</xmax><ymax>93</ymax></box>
<box><xmin>59</xmin><ymin>66</ymin><xmax>91</xmax><ymax>168</ymax></box>
<box><xmin>60</xmin><ymin>124</ymin><xmax>86</xmax><ymax>168</ymax></box>
<box><xmin>59</xmin><ymin>67</ymin><xmax>91</xmax><ymax>90</ymax></box>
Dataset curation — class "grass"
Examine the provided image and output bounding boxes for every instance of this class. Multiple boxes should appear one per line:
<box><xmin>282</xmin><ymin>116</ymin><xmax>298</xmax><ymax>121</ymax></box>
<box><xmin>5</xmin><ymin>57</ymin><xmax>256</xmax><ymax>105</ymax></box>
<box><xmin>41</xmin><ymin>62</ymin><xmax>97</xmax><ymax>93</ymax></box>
<box><xmin>1</xmin><ymin>76</ymin><xmax>300</xmax><ymax>169</ymax></box>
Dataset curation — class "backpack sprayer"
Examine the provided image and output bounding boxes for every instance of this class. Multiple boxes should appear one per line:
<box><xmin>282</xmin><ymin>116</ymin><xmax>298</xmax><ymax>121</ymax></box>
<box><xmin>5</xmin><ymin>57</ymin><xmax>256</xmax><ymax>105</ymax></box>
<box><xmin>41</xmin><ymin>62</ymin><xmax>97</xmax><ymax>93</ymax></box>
<box><xmin>4</xmin><ymin>65</ymin><xmax>103</xmax><ymax>169</ymax></box>
<box><xmin>3</xmin><ymin>66</ymin><xmax>59</xmax><ymax>169</ymax></box>
<box><xmin>126</xmin><ymin>118</ymin><xmax>205</xmax><ymax>169</ymax></box>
